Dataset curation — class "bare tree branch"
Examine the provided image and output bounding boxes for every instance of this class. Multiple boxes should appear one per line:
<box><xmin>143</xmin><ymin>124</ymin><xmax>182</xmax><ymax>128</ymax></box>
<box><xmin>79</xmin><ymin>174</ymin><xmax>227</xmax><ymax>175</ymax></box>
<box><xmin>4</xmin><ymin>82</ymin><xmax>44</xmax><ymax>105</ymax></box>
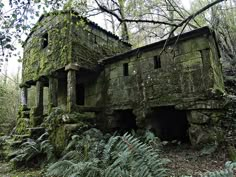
<box><xmin>160</xmin><ymin>0</ymin><xmax>226</xmax><ymax>55</ymax></box>
<box><xmin>94</xmin><ymin>0</ymin><xmax>178</xmax><ymax>27</ymax></box>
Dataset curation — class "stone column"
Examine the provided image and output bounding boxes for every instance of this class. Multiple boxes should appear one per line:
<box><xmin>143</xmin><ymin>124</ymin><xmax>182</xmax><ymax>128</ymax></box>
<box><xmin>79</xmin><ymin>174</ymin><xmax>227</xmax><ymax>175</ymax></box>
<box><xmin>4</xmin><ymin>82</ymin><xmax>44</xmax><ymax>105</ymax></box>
<box><xmin>65</xmin><ymin>63</ymin><xmax>79</xmax><ymax>112</ymax></box>
<box><xmin>48</xmin><ymin>76</ymin><xmax>58</xmax><ymax>108</ymax></box>
<box><xmin>20</xmin><ymin>87</ymin><xmax>28</xmax><ymax>108</ymax></box>
<box><xmin>67</xmin><ymin>69</ymin><xmax>77</xmax><ymax>112</ymax></box>
<box><xmin>35</xmin><ymin>80</ymin><xmax>44</xmax><ymax>115</ymax></box>
<box><xmin>30</xmin><ymin>79</ymin><xmax>44</xmax><ymax>126</ymax></box>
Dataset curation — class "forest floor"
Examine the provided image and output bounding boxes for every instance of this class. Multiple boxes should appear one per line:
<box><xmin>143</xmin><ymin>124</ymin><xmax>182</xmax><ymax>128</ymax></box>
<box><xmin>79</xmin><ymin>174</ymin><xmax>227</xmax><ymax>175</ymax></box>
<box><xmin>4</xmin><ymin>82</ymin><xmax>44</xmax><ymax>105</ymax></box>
<box><xmin>0</xmin><ymin>143</ymin><xmax>233</xmax><ymax>177</ymax></box>
<box><xmin>161</xmin><ymin>143</ymin><xmax>230</xmax><ymax>176</ymax></box>
<box><xmin>0</xmin><ymin>161</ymin><xmax>42</xmax><ymax>177</ymax></box>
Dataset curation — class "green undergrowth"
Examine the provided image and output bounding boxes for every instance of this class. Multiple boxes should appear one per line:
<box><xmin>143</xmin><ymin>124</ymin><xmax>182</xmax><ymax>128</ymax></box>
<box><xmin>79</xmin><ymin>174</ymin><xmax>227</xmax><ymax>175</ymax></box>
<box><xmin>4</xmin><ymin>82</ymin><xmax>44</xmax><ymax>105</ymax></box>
<box><xmin>4</xmin><ymin>126</ymin><xmax>236</xmax><ymax>177</ymax></box>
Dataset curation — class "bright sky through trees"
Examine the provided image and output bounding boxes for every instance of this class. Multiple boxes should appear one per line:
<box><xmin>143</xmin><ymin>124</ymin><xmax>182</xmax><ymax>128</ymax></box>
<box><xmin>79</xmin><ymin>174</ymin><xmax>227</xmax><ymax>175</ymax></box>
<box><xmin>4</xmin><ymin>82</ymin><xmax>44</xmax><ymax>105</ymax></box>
<box><xmin>4</xmin><ymin>0</ymin><xmax>191</xmax><ymax>77</ymax></box>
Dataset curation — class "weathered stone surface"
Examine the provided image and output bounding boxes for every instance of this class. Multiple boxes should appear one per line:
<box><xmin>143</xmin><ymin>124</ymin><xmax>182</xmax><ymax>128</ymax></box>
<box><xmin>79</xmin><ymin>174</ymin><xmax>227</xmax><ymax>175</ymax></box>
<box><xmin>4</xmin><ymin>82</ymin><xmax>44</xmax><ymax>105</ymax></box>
<box><xmin>20</xmin><ymin>87</ymin><xmax>28</xmax><ymax>107</ymax></box>
<box><xmin>22</xmin><ymin>11</ymin><xmax>130</xmax><ymax>82</ymax></box>
<box><xmin>30</xmin><ymin>107</ymin><xmax>44</xmax><ymax>126</ymax></box>
<box><xmin>50</xmin><ymin>123</ymin><xmax>87</xmax><ymax>155</ymax></box>
<box><xmin>67</xmin><ymin>70</ymin><xmax>76</xmax><ymax>112</ymax></box>
<box><xmin>187</xmin><ymin>111</ymin><xmax>210</xmax><ymax>124</ymax></box>
<box><xmin>35</xmin><ymin>80</ymin><xmax>44</xmax><ymax>115</ymax></box>
<box><xmin>187</xmin><ymin>110</ymin><xmax>224</xmax><ymax>125</ymax></box>
<box><xmin>48</xmin><ymin>76</ymin><xmax>58</xmax><ymax>109</ymax></box>
<box><xmin>65</xmin><ymin>63</ymin><xmax>80</xmax><ymax>71</ymax></box>
<box><xmin>188</xmin><ymin>124</ymin><xmax>223</xmax><ymax>148</ymax></box>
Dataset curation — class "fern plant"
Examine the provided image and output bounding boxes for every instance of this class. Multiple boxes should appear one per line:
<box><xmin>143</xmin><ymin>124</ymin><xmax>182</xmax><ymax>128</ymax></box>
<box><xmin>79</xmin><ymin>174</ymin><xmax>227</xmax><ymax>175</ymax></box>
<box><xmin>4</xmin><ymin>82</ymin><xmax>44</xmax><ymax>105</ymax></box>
<box><xmin>46</xmin><ymin>132</ymin><xmax>169</xmax><ymax>177</ymax></box>
<box><xmin>10</xmin><ymin>132</ymin><xmax>54</xmax><ymax>167</ymax></box>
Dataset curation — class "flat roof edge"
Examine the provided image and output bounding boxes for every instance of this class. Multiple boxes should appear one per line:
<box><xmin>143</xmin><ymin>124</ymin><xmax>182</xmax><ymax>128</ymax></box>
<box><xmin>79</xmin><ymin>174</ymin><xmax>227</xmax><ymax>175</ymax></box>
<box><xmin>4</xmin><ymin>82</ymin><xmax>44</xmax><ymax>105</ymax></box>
<box><xmin>99</xmin><ymin>26</ymin><xmax>214</xmax><ymax>65</ymax></box>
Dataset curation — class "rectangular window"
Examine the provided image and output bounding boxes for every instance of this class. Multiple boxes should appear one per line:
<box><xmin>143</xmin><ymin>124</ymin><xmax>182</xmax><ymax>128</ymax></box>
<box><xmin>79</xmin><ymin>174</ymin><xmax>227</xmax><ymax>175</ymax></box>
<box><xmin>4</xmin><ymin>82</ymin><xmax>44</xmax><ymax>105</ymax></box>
<box><xmin>123</xmin><ymin>63</ymin><xmax>129</xmax><ymax>76</ymax></box>
<box><xmin>42</xmin><ymin>33</ymin><xmax>48</xmax><ymax>49</ymax></box>
<box><xmin>154</xmin><ymin>56</ymin><xmax>161</xmax><ymax>69</ymax></box>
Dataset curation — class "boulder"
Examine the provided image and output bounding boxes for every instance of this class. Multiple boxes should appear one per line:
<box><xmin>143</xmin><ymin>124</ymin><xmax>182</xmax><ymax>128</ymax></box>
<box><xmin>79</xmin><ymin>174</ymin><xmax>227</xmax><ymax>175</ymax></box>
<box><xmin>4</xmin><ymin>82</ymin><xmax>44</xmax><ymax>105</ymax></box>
<box><xmin>188</xmin><ymin>124</ymin><xmax>224</xmax><ymax>148</ymax></box>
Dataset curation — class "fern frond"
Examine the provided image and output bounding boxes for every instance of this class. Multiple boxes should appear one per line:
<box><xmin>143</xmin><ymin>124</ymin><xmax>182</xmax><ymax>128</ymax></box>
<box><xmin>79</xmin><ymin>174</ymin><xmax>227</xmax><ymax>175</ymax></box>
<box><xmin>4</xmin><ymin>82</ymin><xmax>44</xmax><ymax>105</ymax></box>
<box><xmin>61</xmin><ymin>150</ymin><xmax>84</xmax><ymax>162</ymax></box>
<box><xmin>46</xmin><ymin>160</ymin><xmax>75</xmax><ymax>177</ymax></box>
<box><xmin>103</xmin><ymin>133</ymin><xmax>169</xmax><ymax>177</ymax></box>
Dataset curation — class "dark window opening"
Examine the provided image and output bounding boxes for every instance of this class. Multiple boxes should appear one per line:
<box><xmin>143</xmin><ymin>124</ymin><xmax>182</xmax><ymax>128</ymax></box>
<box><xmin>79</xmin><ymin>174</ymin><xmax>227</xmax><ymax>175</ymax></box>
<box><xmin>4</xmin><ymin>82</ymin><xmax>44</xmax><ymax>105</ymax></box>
<box><xmin>76</xmin><ymin>84</ymin><xmax>85</xmax><ymax>105</ymax></box>
<box><xmin>94</xmin><ymin>35</ymin><xmax>97</xmax><ymax>44</ymax></box>
<box><xmin>146</xmin><ymin>106</ymin><xmax>189</xmax><ymax>143</ymax></box>
<box><xmin>154</xmin><ymin>56</ymin><xmax>161</xmax><ymax>69</ymax></box>
<box><xmin>123</xmin><ymin>63</ymin><xmax>129</xmax><ymax>76</ymax></box>
<box><xmin>42</xmin><ymin>33</ymin><xmax>48</xmax><ymax>49</ymax></box>
<box><xmin>113</xmin><ymin>109</ymin><xmax>137</xmax><ymax>133</ymax></box>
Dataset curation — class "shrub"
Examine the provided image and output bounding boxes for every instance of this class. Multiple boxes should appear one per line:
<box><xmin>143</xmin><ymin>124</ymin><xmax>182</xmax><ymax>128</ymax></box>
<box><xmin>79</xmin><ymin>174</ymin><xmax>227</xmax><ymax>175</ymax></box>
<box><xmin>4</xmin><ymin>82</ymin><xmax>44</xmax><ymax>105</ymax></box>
<box><xmin>10</xmin><ymin>132</ymin><xmax>55</xmax><ymax>168</ymax></box>
<box><xmin>46</xmin><ymin>132</ymin><xmax>169</xmax><ymax>177</ymax></box>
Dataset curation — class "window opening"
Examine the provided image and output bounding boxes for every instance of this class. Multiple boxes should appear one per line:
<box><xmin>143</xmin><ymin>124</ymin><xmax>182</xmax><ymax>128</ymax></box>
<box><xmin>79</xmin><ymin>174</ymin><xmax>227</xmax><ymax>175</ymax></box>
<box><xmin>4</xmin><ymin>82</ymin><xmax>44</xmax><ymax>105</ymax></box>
<box><xmin>123</xmin><ymin>63</ymin><xmax>129</xmax><ymax>76</ymax></box>
<box><xmin>42</xmin><ymin>33</ymin><xmax>48</xmax><ymax>49</ymax></box>
<box><xmin>154</xmin><ymin>56</ymin><xmax>161</xmax><ymax>69</ymax></box>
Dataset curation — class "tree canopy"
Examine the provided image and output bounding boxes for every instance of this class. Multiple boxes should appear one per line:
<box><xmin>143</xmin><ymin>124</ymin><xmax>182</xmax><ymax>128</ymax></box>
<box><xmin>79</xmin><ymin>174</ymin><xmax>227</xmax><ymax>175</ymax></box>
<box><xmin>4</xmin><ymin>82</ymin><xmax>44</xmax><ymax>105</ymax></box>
<box><xmin>0</xmin><ymin>0</ymin><xmax>235</xmax><ymax>70</ymax></box>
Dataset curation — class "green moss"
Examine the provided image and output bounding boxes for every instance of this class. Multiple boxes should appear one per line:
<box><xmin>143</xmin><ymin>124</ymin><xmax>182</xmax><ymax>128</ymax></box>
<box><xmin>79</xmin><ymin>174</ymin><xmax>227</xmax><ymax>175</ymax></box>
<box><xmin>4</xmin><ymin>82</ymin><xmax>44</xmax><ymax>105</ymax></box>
<box><xmin>22</xmin><ymin>14</ymin><xmax>72</xmax><ymax>82</ymax></box>
<box><xmin>29</xmin><ymin>107</ymin><xmax>43</xmax><ymax>126</ymax></box>
<box><xmin>52</xmin><ymin>125</ymin><xmax>66</xmax><ymax>154</ymax></box>
<box><xmin>15</xmin><ymin>118</ymin><xmax>30</xmax><ymax>135</ymax></box>
<box><xmin>228</xmin><ymin>145</ymin><xmax>236</xmax><ymax>162</ymax></box>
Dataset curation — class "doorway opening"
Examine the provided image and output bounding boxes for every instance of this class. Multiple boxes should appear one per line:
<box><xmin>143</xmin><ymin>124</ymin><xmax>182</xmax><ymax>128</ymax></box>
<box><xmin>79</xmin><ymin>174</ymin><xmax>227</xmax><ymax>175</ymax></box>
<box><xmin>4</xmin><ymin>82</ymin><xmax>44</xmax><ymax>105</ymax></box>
<box><xmin>146</xmin><ymin>106</ymin><xmax>189</xmax><ymax>142</ymax></box>
<box><xmin>113</xmin><ymin>109</ymin><xmax>137</xmax><ymax>133</ymax></box>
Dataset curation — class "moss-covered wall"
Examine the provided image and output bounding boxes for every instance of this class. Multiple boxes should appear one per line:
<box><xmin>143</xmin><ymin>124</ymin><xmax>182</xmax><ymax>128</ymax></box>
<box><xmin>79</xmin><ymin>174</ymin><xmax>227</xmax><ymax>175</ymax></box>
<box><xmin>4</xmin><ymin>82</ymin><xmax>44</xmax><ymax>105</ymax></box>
<box><xmin>102</xmin><ymin>35</ymin><xmax>224</xmax><ymax>110</ymax></box>
<box><xmin>71</xmin><ymin>16</ymin><xmax>131</xmax><ymax>70</ymax></box>
<box><xmin>22</xmin><ymin>12</ymin><xmax>131</xmax><ymax>83</ymax></box>
<box><xmin>83</xmin><ymin>72</ymin><xmax>105</xmax><ymax>107</ymax></box>
<box><xmin>23</xmin><ymin>13</ymin><xmax>73</xmax><ymax>82</ymax></box>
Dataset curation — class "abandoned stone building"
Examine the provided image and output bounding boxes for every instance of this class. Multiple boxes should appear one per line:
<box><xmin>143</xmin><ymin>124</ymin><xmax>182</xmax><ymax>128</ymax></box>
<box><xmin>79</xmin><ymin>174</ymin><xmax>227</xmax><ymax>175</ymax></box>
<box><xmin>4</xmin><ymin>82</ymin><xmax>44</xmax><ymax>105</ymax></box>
<box><xmin>18</xmin><ymin>10</ymin><xmax>226</xmax><ymax>148</ymax></box>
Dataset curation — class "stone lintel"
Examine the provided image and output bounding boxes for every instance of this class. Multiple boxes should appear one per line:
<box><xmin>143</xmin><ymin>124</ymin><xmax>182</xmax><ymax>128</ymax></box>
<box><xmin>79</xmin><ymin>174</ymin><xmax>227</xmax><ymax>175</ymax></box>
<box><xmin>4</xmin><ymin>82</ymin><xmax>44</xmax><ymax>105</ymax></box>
<box><xmin>175</xmin><ymin>100</ymin><xmax>226</xmax><ymax>110</ymax></box>
<box><xmin>19</xmin><ymin>83</ymin><xmax>30</xmax><ymax>88</ymax></box>
<box><xmin>65</xmin><ymin>63</ymin><xmax>80</xmax><ymax>71</ymax></box>
<box><xmin>48</xmin><ymin>71</ymin><xmax>59</xmax><ymax>78</ymax></box>
<box><xmin>74</xmin><ymin>105</ymin><xmax>103</xmax><ymax>113</ymax></box>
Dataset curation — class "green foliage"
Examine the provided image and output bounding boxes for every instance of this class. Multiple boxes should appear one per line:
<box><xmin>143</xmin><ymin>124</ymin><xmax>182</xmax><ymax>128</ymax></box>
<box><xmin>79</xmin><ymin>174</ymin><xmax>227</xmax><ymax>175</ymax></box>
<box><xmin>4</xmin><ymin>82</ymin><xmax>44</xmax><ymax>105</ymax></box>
<box><xmin>0</xmin><ymin>77</ymin><xmax>20</xmax><ymax>134</ymax></box>
<box><xmin>0</xmin><ymin>136</ymin><xmax>7</xmax><ymax>159</ymax></box>
<box><xmin>46</xmin><ymin>131</ymin><xmax>169</xmax><ymax>177</ymax></box>
<box><xmin>10</xmin><ymin>132</ymin><xmax>55</xmax><ymax>168</ymax></box>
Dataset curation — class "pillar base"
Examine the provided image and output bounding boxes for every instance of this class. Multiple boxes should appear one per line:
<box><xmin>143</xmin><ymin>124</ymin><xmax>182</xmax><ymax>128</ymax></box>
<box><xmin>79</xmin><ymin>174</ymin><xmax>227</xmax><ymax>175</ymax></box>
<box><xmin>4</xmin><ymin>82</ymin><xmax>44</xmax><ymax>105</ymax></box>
<box><xmin>30</xmin><ymin>107</ymin><xmax>44</xmax><ymax>127</ymax></box>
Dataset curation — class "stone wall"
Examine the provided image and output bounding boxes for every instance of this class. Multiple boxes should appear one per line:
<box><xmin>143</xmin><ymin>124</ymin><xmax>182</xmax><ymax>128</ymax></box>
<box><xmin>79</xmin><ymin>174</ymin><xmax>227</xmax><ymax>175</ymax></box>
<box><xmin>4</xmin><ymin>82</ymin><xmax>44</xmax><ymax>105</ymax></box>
<box><xmin>22</xmin><ymin>11</ymin><xmax>130</xmax><ymax>83</ymax></box>
<box><xmin>88</xmin><ymin>30</ymin><xmax>226</xmax><ymax>147</ymax></box>
<box><xmin>23</xmin><ymin>13</ymin><xmax>72</xmax><ymax>82</ymax></box>
<box><xmin>103</xmin><ymin>35</ymin><xmax>224</xmax><ymax>111</ymax></box>
<box><xmin>71</xmin><ymin>17</ymin><xmax>131</xmax><ymax>70</ymax></box>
